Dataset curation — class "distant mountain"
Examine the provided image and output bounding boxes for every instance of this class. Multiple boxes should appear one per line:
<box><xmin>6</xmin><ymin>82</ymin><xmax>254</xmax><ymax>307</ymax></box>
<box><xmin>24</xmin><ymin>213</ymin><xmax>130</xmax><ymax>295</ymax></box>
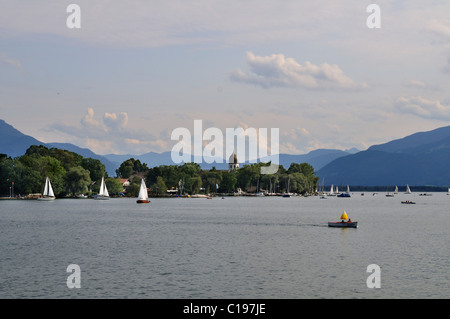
<box><xmin>0</xmin><ymin>120</ymin><xmax>117</xmax><ymax>176</ymax></box>
<box><xmin>0</xmin><ymin>120</ymin><xmax>45</xmax><ymax>157</ymax></box>
<box><xmin>103</xmin><ymin>148</ymin><xmax>353</xmax><ymax>172</ymax></box>
<box><xmin>0</xmin><ymin>118</ymin><xmax>355</xmax><ymax>177</ymax></box>
<box><xmin>318</xmin><ymin>125</ymin><xmax>450</xmax><ymax>186</ymax></box>
<box><xmin>47</xmin><ymin>143</ymin><xmax>118</xmax><ymax>176</ymax></box>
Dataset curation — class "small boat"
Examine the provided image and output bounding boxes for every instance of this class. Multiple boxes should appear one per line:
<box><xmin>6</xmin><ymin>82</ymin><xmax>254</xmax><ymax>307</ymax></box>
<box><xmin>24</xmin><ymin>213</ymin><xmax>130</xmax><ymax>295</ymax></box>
<box><xmin>447</xmin><ymin>188</ymin><xmax>450</xmax><ymax>195</ymax></box>
<box><xmin>385</xmin><ymin>192</ymin><xmax>394</xmax><ymax>197</ymax></box>
<box><xmin>136</xmin><ymin>178</ymin><xmax>150</xmax><ymax>204</ymax></box>
<box><xmin>337</xmin><ymin>192</ymin><xmax>350</xmax><ymax>197</ymax></box>
<box><xmin>405</xmin><ymin>184</ymin><xmax>412</xmax><ymax>194</ymax></box>
<box><xmin>328</xmin><ymin>211</ymin><xmax>358</xmax><ymax>228</ymax></box>
<box><xmin>95</xmin><ymin>177</ymin><xmax>109</xmax><ymax>200</ymax></box>
<box><xmin>76</xmin><ymin>194</ymin><xmax>88</xmax><ymax>199</ymax></box>
<box><xmin>37</xmin><ymin>176</ymin><xmax>56</xmax><ymax>201</ymax></box>
<box><xmin>401</xmin><ymin>200</ymin><xmax>416</xmax><ymax>204</ymax></box>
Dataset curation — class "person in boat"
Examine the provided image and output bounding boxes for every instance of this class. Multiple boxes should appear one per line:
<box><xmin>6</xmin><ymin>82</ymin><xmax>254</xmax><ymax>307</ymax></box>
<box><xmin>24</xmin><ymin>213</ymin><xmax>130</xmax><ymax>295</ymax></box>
<box><xmin>348</xmin><ymin>219</ymin><xmax>352</xmax><ymax>223</ymax></box>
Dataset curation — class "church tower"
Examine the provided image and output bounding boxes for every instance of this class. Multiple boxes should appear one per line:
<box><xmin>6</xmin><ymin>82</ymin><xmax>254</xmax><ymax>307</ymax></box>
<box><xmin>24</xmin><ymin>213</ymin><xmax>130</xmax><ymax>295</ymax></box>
<box><xmin>228</xmin><ymin>152</ymin><xmax>239</xmax><ymax>171</ymax></box>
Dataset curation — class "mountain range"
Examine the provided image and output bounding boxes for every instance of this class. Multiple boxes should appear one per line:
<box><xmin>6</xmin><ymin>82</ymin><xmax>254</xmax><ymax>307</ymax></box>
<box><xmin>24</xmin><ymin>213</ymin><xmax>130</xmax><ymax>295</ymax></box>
<box><xmin>3</xmin><ymin>118</ymin><xmax>450</xmax><ymax>186</ymax></box>
<box><xmin>317</xmin><ymin>125</ymin><xmax>450</xmax><ymax>186</ymax></box>
<box><xmin>0</xmin><ymin>119</ymin><xmax>355</xmax><ymax>176</ymax></box>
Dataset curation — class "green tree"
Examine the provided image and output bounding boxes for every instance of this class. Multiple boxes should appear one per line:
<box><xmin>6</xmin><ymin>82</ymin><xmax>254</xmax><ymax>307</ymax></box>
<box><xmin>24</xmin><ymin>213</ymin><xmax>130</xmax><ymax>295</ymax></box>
<box><xmin>81</xmin><ymin>158</ymin><xmax>107</xmax><ymax>182</ymax></box>
<box><xmin>152</xmin><ymin>176</ymin><xmax>168</xmax><ymax>196</ymax></box>
<box><xmin>65</xmin><ymin>166</ymin><xmax>92</xmax><ymax>195</ymax></box>
<box><xmin>220</xmin><ymin>171</ymin><xmax>237</xmax><ymax>193</ymax></box>
<box><xmin>116</xmin><ymin>158</ymin><xmax>148</xmax><ymax>178</ymax></box>
<box><xmin>105</xmin><ymin>177</ymin><xmax>124</xmax><ymax>195</ymax></box>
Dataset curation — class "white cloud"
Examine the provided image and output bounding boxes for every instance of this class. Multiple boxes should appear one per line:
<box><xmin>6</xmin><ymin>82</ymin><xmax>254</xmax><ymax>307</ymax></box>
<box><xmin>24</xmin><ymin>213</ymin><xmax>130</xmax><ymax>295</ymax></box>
<box><xmin>0</xmin><ymin>53</ymin><xmax>22</xmax><ymax>70</ymax></box>
<box><xmin>396</xmin><ymin>96</ymin><xmax>450</xmax><ymax>120</ymax></box>
<box><xmin>426</xmin><ymin>20</ymin><xmax>450</xmax><ymax>41</ymax></box>
<box><xmin>230</xmin><ymin>52</ymin><xmax>361</xmax><ymax>90</ymax></box>
<box><xmin>49</xmin><ymin>108</ymin><xmax>169</xmax><ymax>154</ymax></box>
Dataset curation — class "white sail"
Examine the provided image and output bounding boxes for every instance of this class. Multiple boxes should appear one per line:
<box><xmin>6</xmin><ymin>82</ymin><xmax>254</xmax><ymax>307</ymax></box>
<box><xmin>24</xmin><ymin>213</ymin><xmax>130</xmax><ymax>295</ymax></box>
<box><xmin>405</xmin><ymin>184</ymin><xmax>411</xmax><ymax>194</ymax></box>
<box><xmin>347</xmin><ymin>185</ymin><xmax>350</xmax><ymax>193</ymax></box>
<box><xmin>97</xmin><ymin>177</ymin><xmax>109</xmax><ymax>199</ymax></box>
<box><xmin>330</xmin><ymin>185</ymin><xmax>334</xmax><ymax>194</ymax></box>
<box><xmin>103</xmin><ymin>179</ymin><xmax>109</xmax><ymax>197</ymax></box>
<box><xmin>394</xmin><ymin>186</ymin><xmax>398</xmax><ymax>194</ymax></box>
<box><xmin>47</xmin><ymin>178</ymin><xmax>55</xmax><ymax>197</ymax></box>
<box><xmin>138</xmin><ymin>179</ymin><xmax>148</xmax><ymax>201</ymax></box>
<box><xmin>38</xmin><ymin>176</ymin><xmax>55</xmax><ymax>200</ymax></box>
<box><xmin>99</xmin><ymin>177</ymin><xmax>105</xmax><ymax>196</ymax></box>
<box><xmin>43</xmin><ymin>177</ymin><xmax>49</xmax><ymax>196</ymax></box>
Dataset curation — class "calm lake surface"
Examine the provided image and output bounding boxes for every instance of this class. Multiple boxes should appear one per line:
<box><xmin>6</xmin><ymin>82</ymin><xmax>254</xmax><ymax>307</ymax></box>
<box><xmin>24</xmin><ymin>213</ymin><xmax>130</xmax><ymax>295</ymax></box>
<box><xmin>0</xmin><ymin>193</ymin><xmax>449</xmax><ymax>299</ymax></box>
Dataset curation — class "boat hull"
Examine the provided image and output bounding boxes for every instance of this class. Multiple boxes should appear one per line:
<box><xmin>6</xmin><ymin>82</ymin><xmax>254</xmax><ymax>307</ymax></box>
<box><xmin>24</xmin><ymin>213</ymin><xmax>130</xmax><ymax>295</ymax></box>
<box><xmin>94</xmin><ymin>196</ymin><xmax>109</xmax><ymax>200</ymax></box>
<box><xmin>37</xmin><ymin>197</ymin><xmax>55</xmax><ymax>201</ymax></box>
<box><xmin>328</xmin><ymin>221</ymin><xmax>358</xmax><ymax>228</ymax></box>
<box><xmin>136</xmin><ymin>199</ymin><xmax>150</xmax><ymax>204</ymax></box>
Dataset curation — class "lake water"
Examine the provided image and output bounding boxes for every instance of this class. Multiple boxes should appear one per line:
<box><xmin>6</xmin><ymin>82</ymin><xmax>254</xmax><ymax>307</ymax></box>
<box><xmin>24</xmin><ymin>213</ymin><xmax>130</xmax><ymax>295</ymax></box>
<box><xmin>0</xmin><ymin>193</ymin><xmax>449</xmax><ymax>299</ymax></box>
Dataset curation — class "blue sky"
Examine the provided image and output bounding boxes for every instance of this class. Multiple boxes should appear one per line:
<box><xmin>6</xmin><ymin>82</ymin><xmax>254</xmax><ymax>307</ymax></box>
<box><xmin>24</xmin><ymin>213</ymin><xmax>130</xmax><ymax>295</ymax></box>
<box><xmin>1</xmin><ymin>1</ymin><xmax>450</xmax><ymax>155</ymax></box>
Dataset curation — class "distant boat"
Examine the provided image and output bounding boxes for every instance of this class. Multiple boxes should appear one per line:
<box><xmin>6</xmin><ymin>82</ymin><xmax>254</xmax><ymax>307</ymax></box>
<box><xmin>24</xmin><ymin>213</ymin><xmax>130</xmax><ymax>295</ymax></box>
<box><xmin>386</xmin><ymin>187</ymin><xmax>395</xmax><ymax>197</ymax></box>
<box><xmin>338</xmin><ymin>185</ymin><xmax>351</xmax><ymax>197</ymax></box>
<box><xmin>76</xmin><ymin>194</ymin><xmax>88</xmax><ymax>199</ymax></box>
<box><xmin>37</xmin><ymin>176</ymin><xmax>55</xmax><ymax>201</ymax></box>
<box><xmin>328</xmin><ymin>211</ymin><xmax>358</xmax><ymax>228</ymax></box>
<box><xmin>447</xmin><ymin>188</ymin><xmax>450</xmax><ymax>195</ymax></box>
<box><xmin>328</xmin><ymin>184</ymin><xmax>336</xmax><ymax>196</ymax></box>
<box><xmin>337</xmin><ymin>192</ymin><xmax>350</xmax><ymax>198</ymax></box>
<box><xmin>95</xmin><ymin>177</ymin><xmax>109</xmax><ymax>200</ymax></box>
<box><xmin>405</xmin><ymin>184</ymin><xmax>412</xmax><ymax>194</ymax></box>
<box><xmin>283</xmin><ymin>175</ymin><xmax>291</xmax><ymax>197</ymax></box>
<box><xmin>136</xmin><ymin>178</ymin><xmax>150</xmax><ymax>204</ymax></box>
<box><xmin>401</xmin><ymin>200</ymin><xmax>415</xmax><ymax>204</ymax></box>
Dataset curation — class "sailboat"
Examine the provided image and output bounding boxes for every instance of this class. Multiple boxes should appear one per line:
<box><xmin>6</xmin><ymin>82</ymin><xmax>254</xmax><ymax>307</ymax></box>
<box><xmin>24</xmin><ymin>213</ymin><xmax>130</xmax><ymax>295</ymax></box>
<box><xmin>328</xmin><ymin>211</ymin><xmax>358</xmax><ymax>228</ymax></box>
<box><xmin>447</xmin><ymin>187</ymin><xmax>450</xmax><ymax>195</ymax></box>
<box><xmin>282</xmin><ymin>176</ymin><xmax>291</xmax><ymax>197</ymax></box>
<box><xmin>95</xmin><ymin>177</ymin><xmax>109</xmax><ymax>200</ymax></box>
<box><xmin>338</xmin><ymin>185</ymin><xmax>351</xmax><ymax>197</ymax></box>
<box><xmin>137</xmin><ymin>178</ymin><xmax>150</xmax><ymax>204</ymax></box>
<box><xmin>386</xmin><ymin>186</ymin><xmax>395</xmax><ymax>197</ymax></box>
<box><xmin>37</xmin><ymin>176</ymin><xmax>55</xmax><ymax>201</ymax></box>
<box><xmin>405</xmin><ymin>184</ymin><xmax>412</xmax><ymax>194</ymax></box>
<box><xmin>328</xmin><ymin>184</ymin><xmax>336</xmax><ymax>196</ymax></box>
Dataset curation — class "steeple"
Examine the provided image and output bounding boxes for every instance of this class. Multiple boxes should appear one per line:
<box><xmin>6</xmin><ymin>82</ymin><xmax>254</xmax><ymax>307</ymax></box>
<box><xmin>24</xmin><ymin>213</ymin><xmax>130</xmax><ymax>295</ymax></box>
<box><xmin>228</xmin><ymin>152</ymin><xmax>239</xmax><ymax>171</ymax></box>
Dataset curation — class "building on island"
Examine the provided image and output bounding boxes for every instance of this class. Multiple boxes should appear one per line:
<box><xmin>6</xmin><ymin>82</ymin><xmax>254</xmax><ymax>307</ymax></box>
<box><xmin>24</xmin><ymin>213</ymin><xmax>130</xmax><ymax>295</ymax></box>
<box><xmin>228</xmin><ymin>152</ymin><xmax>239</xmax><ymax>172</ymax></box>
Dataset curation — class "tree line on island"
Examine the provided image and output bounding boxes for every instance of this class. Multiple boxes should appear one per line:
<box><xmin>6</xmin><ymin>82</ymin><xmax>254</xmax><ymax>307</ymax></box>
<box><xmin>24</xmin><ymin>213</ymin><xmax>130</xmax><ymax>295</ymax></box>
<box><xmin>0</xmin><ymin>145</ymin><xmax>319</xmax><ymax>198</ymax></box>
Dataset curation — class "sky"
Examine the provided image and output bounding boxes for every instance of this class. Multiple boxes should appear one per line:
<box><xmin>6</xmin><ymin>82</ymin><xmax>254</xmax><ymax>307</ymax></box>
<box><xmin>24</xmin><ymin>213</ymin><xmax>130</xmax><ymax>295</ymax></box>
<box><xmin>1</xmin><ymin>1</ymin><xmax>450</xmax><ymax>156</ymax></box>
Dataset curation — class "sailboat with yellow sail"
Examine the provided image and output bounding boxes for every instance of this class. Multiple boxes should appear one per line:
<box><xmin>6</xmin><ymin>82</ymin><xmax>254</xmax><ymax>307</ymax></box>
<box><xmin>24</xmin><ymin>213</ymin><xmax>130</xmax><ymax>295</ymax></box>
<box><xmin>328</xmin><ymin>211</ymin><xmax>358</xmax><ymax>228</ymax></box>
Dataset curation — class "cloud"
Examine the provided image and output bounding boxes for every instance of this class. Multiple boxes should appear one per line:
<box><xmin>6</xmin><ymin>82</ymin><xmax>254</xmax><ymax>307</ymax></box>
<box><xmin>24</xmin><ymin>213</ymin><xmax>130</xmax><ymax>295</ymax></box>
<box><xmin>230</xmin><ymin>52</ymin><xmax>361</xmax><ymax>90</ymax></box>
<box><xmin>426</xmin><ymin>20</ymin><xmax>450</xmax><ymax>41</ymax></box>
<box><xmin>0</xmin><ymin>53</ymin><xmax>22</xmax><ymax>70</ymax></box>
<box><xmin>49</xmin><ymin>108</ymin><xmax>169</xmax><ymax>154</ymax></box>
<box><xmin>396</xmin><ymin>96</ymin><xmax>450</xmax><ymax>120</ymax></box>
